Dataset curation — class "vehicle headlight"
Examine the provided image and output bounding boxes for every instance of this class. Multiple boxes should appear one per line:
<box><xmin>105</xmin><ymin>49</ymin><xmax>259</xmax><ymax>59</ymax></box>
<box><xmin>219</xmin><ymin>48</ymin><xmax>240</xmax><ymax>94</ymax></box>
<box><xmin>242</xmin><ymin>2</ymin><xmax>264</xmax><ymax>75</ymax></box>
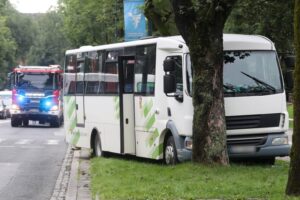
<box><xmin>50</xmin><ymin>105</ymin><xmax>59</xmax><ymax>111</ymax></box>
<box><xmin>272</xmin><ymin>137</ymin><xmax>288</xmax><ymax>145</ymax></box>
<box><xmin>185</xmin><ymin>137</ymin><xmax>193</xmax><ymax>150</ymax></box>
<box><xmin>11</xmin><ymin>104</ymin><xmax>20</xmax><ymax>110</ymax></box>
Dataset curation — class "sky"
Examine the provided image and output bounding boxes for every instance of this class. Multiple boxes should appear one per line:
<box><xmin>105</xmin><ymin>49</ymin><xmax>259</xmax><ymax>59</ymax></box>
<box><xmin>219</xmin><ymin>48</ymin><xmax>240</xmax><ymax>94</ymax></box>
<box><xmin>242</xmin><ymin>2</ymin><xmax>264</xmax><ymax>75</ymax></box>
<box><xmin>9</xmin><ymin>0</ymin><xmax>58</xmax><ymax>13</ymax></box>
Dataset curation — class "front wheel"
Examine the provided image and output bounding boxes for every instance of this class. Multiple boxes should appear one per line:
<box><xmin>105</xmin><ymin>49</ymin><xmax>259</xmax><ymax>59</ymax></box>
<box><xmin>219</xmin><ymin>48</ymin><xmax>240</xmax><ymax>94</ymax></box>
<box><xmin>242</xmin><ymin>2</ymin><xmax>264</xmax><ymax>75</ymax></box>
<box><xmin>50</xmin><ymin>117</ymin><xmax>60</xmax><ymax>127</ymax></box>
<box><xmin>11</xmin><ymin>117</ymin><xmax>21</xmax><ymax>127</ymax></box>
<box><xmin>164</xmin><ymin>136</ymin><xmax>178</xmax><ymax>165</ymax></box>
<box><xmin>23</xmin><ymin>119</ymin><xmax>29</xmax><ymax>127</ymax></box>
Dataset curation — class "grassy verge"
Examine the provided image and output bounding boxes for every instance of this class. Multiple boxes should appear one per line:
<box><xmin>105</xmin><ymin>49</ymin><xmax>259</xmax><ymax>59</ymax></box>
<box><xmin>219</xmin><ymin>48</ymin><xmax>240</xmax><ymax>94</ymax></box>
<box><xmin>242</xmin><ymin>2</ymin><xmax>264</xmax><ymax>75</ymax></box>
<box><xmin>91</xmin><ymin>157</ymin><xmax>297</xmax><ymax>200</ymax></box>
<box><xmin>288</xmin><ymin>104</ymin><xmax>293</xmax><ymax>129</ymax></box>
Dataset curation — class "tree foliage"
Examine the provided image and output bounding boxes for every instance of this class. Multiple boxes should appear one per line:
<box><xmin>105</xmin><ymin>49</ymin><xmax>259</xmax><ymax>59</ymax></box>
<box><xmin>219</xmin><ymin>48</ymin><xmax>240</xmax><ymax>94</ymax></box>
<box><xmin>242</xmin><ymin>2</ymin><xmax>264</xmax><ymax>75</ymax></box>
<box><xmin>27</xmin><ymin>12</ymin><xmax>70</xmax><ymax>66</ymax></box>
<box><xmin>59</xmin><ymin>0</ymin><xmax>124</xmax><ymax>47</ymax></box>
<box><xmin>144</xmin><ymin>0</ymin><xmax>178</xmax><ymax>36</ymax></box>
<box><xmin>6</xmin><ymin>11</ymin><xmax>36</xmax><ymax>64</ymax></box>
<box><xmin>286</xmin><ymin>0</ymin><xmax>300</xmax><ymax>196</ymax></box>
<box><xmin>0</xmin><ymin>0</ymin><xmax>16</xmax><ymax>85</ymax></box>
<box><xmin>224</xmin><ymin>0</ymin><xmax>294</xmax><ymax>54</ymax></box>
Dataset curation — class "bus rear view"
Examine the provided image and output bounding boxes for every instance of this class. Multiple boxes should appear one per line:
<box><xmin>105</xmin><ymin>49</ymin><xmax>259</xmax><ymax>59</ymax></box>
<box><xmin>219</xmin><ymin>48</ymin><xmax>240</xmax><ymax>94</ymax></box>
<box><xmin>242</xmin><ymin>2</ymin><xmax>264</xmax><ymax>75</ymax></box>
<box><xmin>10</xmin><ymin>65</ymin><xmax>63</xmax><ymax>127</ymax></box>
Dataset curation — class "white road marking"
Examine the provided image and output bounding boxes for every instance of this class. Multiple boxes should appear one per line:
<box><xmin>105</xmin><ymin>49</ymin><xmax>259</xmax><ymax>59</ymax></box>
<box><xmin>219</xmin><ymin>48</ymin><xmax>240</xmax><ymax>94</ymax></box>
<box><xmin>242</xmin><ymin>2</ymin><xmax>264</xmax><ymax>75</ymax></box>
<box><xmin>20</xmin><ymin>146</ymin><xmax>44</xmax><ymax>149</ymax></box>
<box><xmin>0</xmin><ymin>138</ymin><xmax>6</xmax><ymax>144</ymax></box>
<box><xmin>0</xmin><ymin>120</ymin><xmax>10</xmax><ymax>124</ymax></box>
<box><xmin>15</xmin><ymin>139</ymin><xmax>33</xmax><ymax>145</ymax></box>
<box><xmin>54</xmin><ymin>131</ymin><xmax>64</xmax><ymax>136</ymax></box>
<box><xmin>46</xmin><ymin>140</ymin><xmax>59</xmax><ymax>145</ymax></box>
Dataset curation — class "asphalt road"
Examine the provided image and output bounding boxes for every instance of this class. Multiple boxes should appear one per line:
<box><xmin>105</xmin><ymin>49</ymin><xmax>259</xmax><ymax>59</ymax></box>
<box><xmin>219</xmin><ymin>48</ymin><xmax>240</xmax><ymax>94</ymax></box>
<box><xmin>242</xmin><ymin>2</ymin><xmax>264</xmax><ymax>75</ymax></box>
<box><xmin>0</xmin><ymin>119</ymin><xmax>67</xmax><ymax>200</ymax></box>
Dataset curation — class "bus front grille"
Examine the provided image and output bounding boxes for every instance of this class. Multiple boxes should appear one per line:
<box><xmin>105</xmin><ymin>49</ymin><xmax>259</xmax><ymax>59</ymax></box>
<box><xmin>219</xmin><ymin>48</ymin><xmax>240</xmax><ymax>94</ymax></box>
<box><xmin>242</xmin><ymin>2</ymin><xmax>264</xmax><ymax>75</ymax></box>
<box><xmin>226</xmin><ymin>113</ymin><xmax>281</xmax><ymax>130</ymax></box>
<box><xmin>227</xmin><ymin>134</ymin><xmax>268</xmax><ymax>146</ymax></box>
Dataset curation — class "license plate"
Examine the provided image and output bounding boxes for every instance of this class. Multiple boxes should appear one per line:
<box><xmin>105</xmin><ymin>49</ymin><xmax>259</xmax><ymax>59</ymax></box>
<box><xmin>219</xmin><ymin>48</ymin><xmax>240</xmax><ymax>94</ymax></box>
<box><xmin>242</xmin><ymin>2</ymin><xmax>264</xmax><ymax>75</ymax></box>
<box><xmin>230</xmin><ymin>146</ymin><xmax>256</xmax><ymax>154</ymax></box>
<box><xmin>29</xmin><ymin>109</ymin><xmax>39</xmax><ymax>113</ymax></box>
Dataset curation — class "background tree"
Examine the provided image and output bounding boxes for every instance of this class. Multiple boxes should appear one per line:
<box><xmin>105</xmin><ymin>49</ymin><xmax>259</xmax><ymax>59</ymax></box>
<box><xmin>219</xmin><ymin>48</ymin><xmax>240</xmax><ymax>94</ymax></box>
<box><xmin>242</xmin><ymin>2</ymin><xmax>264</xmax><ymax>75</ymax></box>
<box><xmin>170</xmin><ymin>0</ymin><xmax>236</xmax><ymax>164</ymax></box>
<box><xmin>0</xmin><ymin>0</ymin><xmax>16</xmax><ymax>88</ymax></box>
<box><xmin>59</xmin><ymin>0</ymin><xmax>124</xmax><ymax>47</ymax></box>
<box><xmin>6</xmin><ymin>11</ymin><xmax>36</xmax><ymax>65</ymax></box>
<box><xmin>286</xmin><ymin>0</ymin><xmax>300</xmax><ymax>196</ymax></box>
<box><xmin>224</xmin><ymin>0</ymin><xmax>294</xmax><ymax>55</ymax></box>
<box><xmin>27</xmin><ymin>11</ymin><xmax>70</xmax><ymax>66</ymax></box>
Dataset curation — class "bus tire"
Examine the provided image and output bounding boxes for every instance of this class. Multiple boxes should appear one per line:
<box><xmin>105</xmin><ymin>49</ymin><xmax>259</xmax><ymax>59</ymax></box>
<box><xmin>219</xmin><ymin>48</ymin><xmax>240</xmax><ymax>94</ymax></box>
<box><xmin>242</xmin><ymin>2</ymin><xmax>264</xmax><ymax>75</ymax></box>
<box><xmin>93</xmin><ymin>134</ymin><xmax>104</xmax><ymax>157</ymax></box>
<box><xmin>164</xmin><ymin>136</ymin><xmax>178</xmax><ymax>165</ymax></box>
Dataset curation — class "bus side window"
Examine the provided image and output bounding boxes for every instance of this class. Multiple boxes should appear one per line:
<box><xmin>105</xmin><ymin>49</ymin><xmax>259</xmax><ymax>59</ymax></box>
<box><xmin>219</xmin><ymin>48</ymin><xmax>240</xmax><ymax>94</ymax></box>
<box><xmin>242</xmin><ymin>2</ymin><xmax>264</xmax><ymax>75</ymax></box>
<box><xmin>167</xmin><ymin>56</ymin><xmax>183</xmax><ymax>94</ymax></box>
<box><xmin>65</xmin><ymin>55</ymin><xmax>76</xmax><ymax>95</ymax></box>
<box><xmin>134</xmin><ymin>44</ymin><xmax>156</xmax><ymax>95</ymax></box>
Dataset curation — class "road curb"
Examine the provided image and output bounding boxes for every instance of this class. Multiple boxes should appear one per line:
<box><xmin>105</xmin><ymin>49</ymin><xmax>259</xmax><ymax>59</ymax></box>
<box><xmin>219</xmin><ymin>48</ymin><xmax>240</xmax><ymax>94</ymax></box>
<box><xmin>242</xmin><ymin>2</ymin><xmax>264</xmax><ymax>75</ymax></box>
<box><xmin>50</xmin><ymin>146</ymin><xmax>92</xmax><ymax>200</ymax></box>
<box><xmin>65</xmin><ymin>148</ymin><xmax>79</xmax><ymax>199</ymax></box>
<box><xmin>50</xmin><ymin>146</ymin><xmax>74</xmax><ymax>200</ymax></box>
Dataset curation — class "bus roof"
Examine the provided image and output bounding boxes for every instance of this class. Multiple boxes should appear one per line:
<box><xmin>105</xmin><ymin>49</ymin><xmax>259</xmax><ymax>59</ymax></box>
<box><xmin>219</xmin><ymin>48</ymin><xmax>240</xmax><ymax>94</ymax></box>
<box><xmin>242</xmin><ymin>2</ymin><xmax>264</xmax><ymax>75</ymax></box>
<box><xmin>65</xmin><ymin>34</ymin><xmax>275</xmax><ymax>55</ymax></box>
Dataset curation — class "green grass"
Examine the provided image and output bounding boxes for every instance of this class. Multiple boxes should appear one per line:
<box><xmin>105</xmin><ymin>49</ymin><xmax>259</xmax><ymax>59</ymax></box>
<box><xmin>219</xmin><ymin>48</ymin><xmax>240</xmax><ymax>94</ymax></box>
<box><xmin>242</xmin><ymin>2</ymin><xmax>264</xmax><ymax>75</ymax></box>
<box><xmin>91</xmin><ymin>157</ymin><xmax>297</xmax><ymax>200</ymax></box>
<box><xmin>288</xmin><ymin>104</ymin><xmax>293</xmax><ymax>129</ymax></box>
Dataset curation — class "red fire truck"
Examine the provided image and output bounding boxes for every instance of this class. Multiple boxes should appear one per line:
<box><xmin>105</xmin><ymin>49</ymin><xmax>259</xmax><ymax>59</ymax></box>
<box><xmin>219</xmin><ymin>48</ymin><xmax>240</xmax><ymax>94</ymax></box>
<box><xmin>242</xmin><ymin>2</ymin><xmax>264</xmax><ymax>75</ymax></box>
<box><xmin>10</xmin><ymin>65</ymin><xmax>63</xmax><ymax>127</ymax></box>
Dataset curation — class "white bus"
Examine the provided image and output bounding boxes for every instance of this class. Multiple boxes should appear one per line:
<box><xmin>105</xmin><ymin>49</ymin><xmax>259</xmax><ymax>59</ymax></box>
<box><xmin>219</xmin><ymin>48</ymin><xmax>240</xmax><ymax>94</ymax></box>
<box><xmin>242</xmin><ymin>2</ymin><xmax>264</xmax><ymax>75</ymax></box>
<box><xmin>63</xmin><ymin>34</ymin><xmax>290</xmax><ymax>164</ymax></box>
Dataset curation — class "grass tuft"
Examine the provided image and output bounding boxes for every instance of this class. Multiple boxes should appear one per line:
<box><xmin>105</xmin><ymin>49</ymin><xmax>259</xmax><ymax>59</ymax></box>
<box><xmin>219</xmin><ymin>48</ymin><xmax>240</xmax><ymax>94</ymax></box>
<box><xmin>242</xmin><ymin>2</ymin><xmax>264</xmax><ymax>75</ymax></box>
<box><xmin>288</xmin><ymin>104</ymin><xmax>293</xmax><ymax>128</ymax></box>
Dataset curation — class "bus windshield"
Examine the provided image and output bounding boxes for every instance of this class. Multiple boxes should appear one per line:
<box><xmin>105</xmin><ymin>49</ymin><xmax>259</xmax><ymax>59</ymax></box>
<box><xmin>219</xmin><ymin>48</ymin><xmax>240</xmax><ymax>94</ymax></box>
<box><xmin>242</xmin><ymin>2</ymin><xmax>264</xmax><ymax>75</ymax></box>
<box><xmin>15</xmin><ymin>73</ymin><xmax>59</xmax><ymax>90</ymax></box>
<box><xmin>186</xmin><ymin>51</ymin><xmax>283</xmax><ymax>96</ymax></box>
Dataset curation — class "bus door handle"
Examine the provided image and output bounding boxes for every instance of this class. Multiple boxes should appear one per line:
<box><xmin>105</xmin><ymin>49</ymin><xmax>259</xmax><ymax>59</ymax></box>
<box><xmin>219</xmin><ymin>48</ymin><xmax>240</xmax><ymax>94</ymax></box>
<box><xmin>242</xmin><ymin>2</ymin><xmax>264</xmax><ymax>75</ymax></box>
<box><xmin>76</xmin><ymin>104</ymin><xmax>78</xmax><ymax>110</ymax></box>
<box><xmin>155</xmin><ymin>109</ymin><xmax>160</xmax><ymax>115</ymax></box>
<box><xmin>125</xmin><ymin>118</ymin><xmax>129</xmax><ymax>124</ymax></box>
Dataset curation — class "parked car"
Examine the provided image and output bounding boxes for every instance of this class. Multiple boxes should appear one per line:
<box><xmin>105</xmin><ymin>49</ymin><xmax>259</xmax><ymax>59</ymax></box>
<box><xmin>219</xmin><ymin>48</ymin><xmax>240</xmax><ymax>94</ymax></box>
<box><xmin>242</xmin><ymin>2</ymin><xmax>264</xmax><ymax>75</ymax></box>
<box><xmin>0</xmin><ymin>90</ymin><xmax>12</xmax><ymax>118</ymax></box>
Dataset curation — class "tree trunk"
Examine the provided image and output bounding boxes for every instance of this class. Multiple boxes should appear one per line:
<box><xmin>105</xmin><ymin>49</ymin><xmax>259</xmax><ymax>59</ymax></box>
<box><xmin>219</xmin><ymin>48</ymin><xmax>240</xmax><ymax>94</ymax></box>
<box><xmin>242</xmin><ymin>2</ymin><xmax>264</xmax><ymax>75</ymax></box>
<box><xmin>286</xmin><ymin>0</ymin><xmax>300</xmax><ymax>195</ymax></box>
<box><xmin>171</xmin><ymin>0</ymin><xmax>236</xmax><ymax>164</ymax></box>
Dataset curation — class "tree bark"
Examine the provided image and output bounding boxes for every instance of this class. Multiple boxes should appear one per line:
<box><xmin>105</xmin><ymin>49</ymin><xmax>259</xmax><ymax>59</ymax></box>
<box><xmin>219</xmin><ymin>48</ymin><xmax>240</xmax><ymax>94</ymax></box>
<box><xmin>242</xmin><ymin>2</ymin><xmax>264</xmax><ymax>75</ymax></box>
<box><xmin>286</xmin><ymin>0</ymin><xmax>300</xmax><ymax>195</ymax></box>
<box><xmin>171</xmin><ymin>0</ymin><xmax>236</xmax><ymax>165</ymax></box>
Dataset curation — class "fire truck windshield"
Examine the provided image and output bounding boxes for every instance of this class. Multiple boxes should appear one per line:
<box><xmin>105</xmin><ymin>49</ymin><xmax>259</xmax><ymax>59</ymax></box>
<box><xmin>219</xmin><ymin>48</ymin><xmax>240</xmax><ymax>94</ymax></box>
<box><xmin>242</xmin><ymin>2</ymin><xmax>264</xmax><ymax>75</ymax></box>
<box><xmin>16</xmin><ymin>73</ymin><xmax>59</xmax><ymax>90</ymax></box>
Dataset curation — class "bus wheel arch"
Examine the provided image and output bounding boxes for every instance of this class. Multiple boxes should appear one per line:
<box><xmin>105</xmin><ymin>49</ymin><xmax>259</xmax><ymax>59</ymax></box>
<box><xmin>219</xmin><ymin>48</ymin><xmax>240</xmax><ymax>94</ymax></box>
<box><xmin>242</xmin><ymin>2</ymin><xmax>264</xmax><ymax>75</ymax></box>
<box><xmin>162</xmin><ymin>129</ymin><xmax>178</xmax><ymax>165</ymax></box>
<box><xmin>91</xmin><ymin>129</ymin><xmax>104</xmax><ymax>157</ymax></box>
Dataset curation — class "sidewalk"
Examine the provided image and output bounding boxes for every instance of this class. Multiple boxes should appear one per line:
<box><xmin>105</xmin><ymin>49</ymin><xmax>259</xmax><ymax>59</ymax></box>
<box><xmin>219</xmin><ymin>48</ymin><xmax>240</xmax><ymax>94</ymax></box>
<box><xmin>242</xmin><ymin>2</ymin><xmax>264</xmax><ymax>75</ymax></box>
<box><xmin>50</xmin><ymin>147</ymin><xmax>92</xmax><ymax>200</ymax></box>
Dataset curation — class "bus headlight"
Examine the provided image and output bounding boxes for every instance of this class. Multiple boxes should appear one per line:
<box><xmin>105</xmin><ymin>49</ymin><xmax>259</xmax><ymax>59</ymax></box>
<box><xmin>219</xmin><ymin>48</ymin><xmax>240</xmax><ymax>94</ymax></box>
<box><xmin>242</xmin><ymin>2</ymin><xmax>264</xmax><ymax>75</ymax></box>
<box><xmin>272</xmin><ymin>137</ymin><xmax>288</xmax><ymax>145</ymax></box>
<box><xmin>185</xmin><ymin>137</ymin><xmax>193</xmax><ymax>150</ymax></box>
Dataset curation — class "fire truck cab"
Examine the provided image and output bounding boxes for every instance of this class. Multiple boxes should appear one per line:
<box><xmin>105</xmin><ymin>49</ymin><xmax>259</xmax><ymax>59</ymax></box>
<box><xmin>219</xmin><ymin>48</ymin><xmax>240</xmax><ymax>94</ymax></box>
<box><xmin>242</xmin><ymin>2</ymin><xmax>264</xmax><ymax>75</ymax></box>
<box><xmin>10</xmin><ymin>65</ymin><xmax>63</xmax><ymax>127</ymax></box>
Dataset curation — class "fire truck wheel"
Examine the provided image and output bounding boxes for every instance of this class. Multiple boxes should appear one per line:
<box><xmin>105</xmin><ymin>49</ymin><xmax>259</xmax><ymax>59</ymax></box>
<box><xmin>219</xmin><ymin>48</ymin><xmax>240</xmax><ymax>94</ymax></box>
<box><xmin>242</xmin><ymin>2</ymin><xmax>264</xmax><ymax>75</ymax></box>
<box><xmin>50</xmin><ymin>118</ymin><xmax>60</xmax><ymax>127</ymax></box>
<box><xmin>23</xmin><ymin>119</ymin><xmax>29</xmax><ymax>127</ymax></box>
<box><xmin>11</xmin><ymin>117</ymin><xmax>21</xmax><ymax>127</ymax></box>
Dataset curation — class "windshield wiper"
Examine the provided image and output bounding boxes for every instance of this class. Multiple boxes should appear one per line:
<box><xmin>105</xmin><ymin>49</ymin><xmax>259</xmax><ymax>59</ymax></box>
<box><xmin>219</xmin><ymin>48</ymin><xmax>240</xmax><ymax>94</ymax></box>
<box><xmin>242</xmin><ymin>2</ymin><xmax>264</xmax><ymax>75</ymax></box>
<box><xmin>240</xmin><ymin>71</ymin><xmax>276</xmax><ymax>93</ymax></box>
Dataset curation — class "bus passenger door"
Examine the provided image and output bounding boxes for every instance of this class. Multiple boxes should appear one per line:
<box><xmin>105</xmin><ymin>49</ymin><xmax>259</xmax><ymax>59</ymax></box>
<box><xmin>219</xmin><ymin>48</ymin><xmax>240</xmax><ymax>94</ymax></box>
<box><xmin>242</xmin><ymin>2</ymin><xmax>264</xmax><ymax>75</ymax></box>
<box><xmin>75</xmin><ymin>58</ymin><xmax>85</xmax><ymax>127</ymax></box>
<box><xmin>119</xmin><ymin>56</ymin><xmax>135</xmax><ymax>155</ymax></box>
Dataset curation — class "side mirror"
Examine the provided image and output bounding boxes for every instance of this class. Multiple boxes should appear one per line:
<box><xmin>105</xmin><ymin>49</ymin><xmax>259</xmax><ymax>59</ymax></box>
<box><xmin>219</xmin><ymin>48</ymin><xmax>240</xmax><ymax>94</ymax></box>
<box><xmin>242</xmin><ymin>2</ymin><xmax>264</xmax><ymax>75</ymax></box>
<box><xmin>285</xmin><ymin>70</ymin><xmax>294</xmax><ymax>90</ymax></box>
<box><xmin>284</xmin><ymin>56</ymin><xmax>295</xmax><ymax>69</ymax></box>
<box><xmin>164</xmin><ymin>74</ymin><xmax>176</xmax><ymax>94</ymax></box>
<box><xmin>163</xmin><ymin>59</ymin><xmax>176</xmax><ymax>72</ymax></box>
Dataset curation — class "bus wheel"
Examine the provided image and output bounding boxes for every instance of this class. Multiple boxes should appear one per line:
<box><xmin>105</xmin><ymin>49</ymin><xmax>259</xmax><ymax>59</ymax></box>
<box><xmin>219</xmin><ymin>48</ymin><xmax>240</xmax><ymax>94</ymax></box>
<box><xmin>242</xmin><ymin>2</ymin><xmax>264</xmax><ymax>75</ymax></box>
<box><xmin>93</xmin><ymin>134</ymin><xmax>103</xmax><ymax>157</ymax></box>
<box><xmin>164</xmin><ymin>136</ymin><xmax>178</xmax><ymax>165</ymax></box>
